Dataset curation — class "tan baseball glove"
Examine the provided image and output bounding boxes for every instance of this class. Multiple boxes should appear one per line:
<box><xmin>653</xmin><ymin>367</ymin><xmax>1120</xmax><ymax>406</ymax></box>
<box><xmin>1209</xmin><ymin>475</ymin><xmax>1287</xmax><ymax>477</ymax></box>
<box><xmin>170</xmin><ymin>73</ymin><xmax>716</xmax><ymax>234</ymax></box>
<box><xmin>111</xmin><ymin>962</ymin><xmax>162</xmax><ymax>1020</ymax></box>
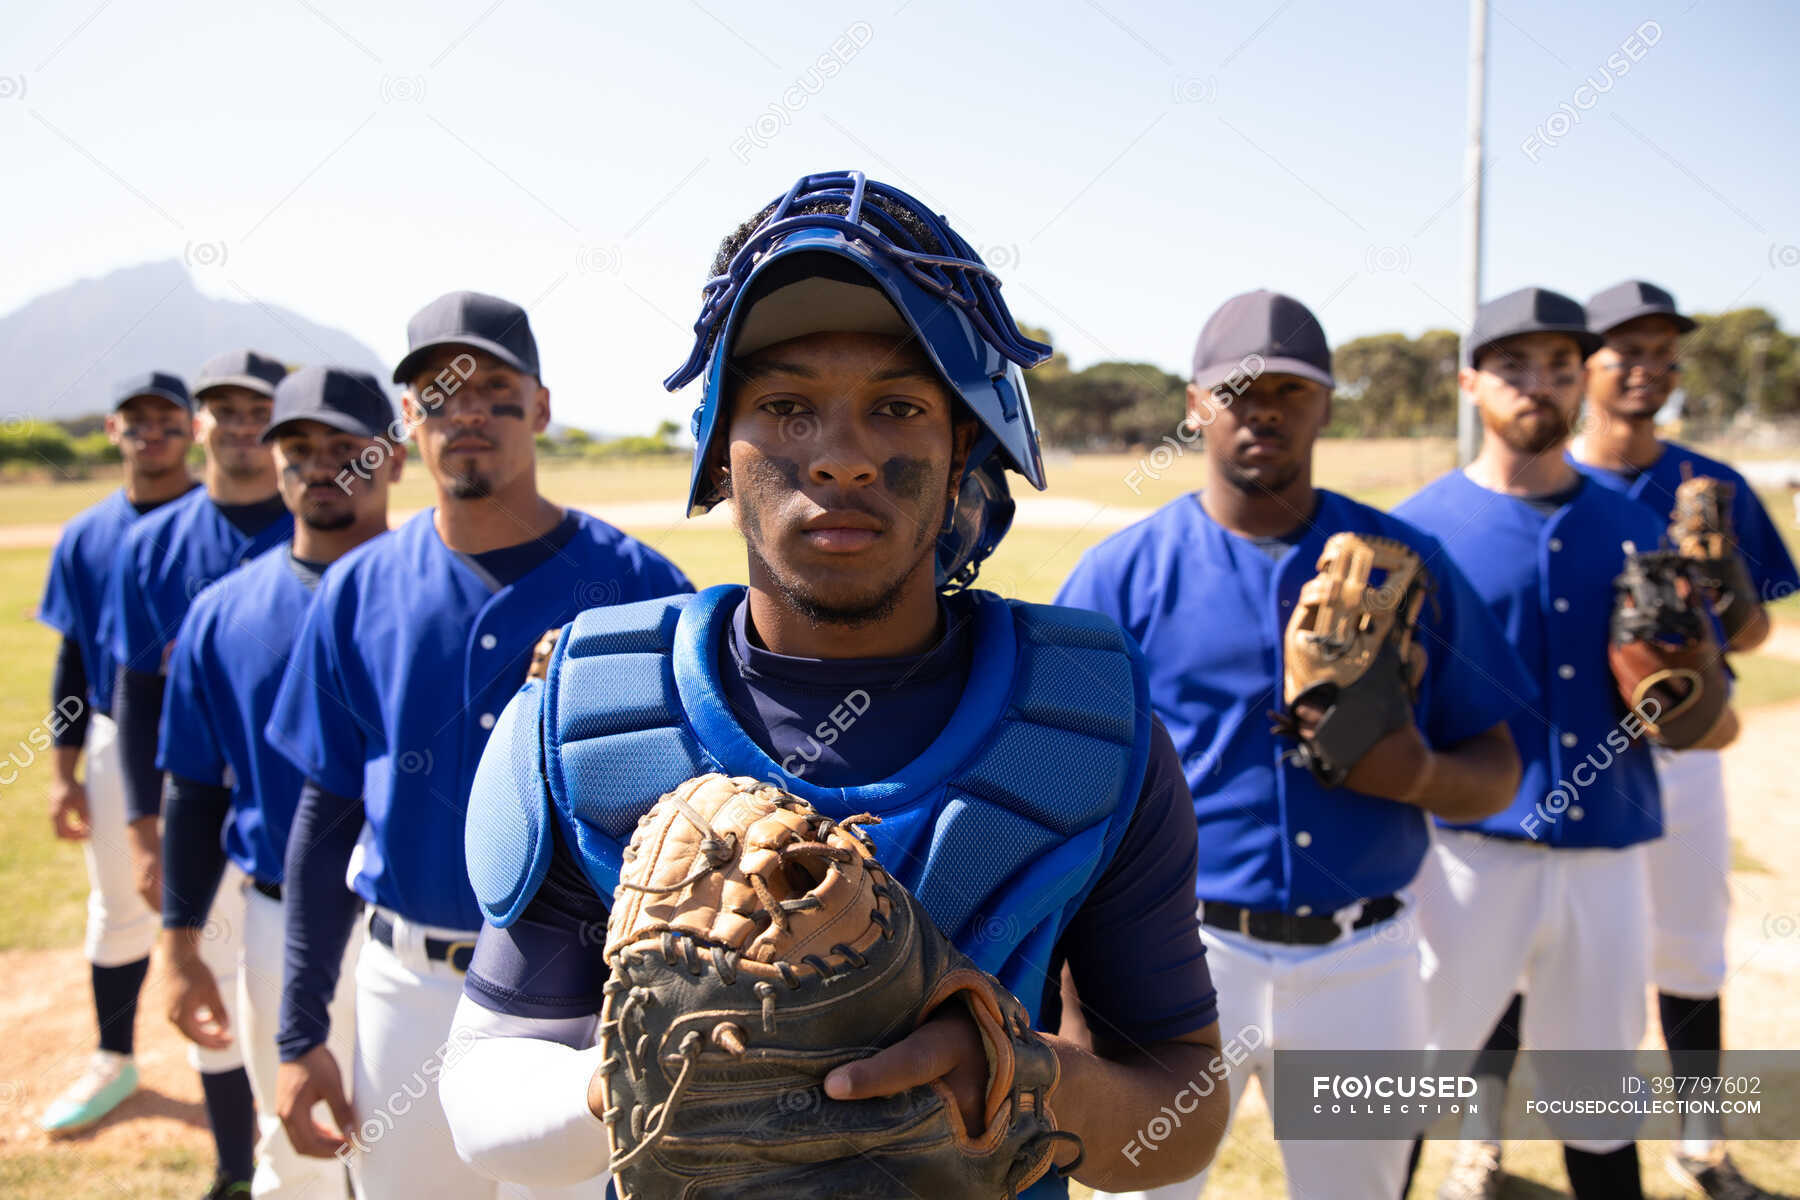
<box><xmin>1609</xmin><ymin>545</ymin><xmax>1734</xmax><ymax>749</ymax></box>
<box><xmin>1669</xmin><ymin>472</ymin><xmax>1759</xmax><ymax>643</ymax></box>
<box><xmin>595</xmin><ymin>774</ymin><xmax>1078</xmax><ymax>1199</ymax></box>
<box><xmin>1274</xmin><ymin>533</ymin><xmax>1430</xmax><ymax>787</ymax></box>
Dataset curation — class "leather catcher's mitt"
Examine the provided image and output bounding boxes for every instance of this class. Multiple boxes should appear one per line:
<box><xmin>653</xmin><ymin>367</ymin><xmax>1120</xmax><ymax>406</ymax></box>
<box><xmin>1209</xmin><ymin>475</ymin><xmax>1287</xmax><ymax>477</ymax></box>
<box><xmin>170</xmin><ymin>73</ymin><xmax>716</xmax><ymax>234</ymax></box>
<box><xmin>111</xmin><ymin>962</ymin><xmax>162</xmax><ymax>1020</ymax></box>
<box><xmin>597</xmin><ymin>774</ymin><xmax>1078</xmax><ymax>1200</ymax></box>
<box><xmin>1274</xmin><ymin>533</ymin><xmax>1430</xmax><ymax>787</ymax></box>
<box><xmin>1609</xmin><ymin>545</ymin><xmax>1732</xmax><ymax>749</ymax></box>
<box><xmin>1669</xmin><ymin>472</ymin><xmax>1758</xmax><ymax>643</ymax></box>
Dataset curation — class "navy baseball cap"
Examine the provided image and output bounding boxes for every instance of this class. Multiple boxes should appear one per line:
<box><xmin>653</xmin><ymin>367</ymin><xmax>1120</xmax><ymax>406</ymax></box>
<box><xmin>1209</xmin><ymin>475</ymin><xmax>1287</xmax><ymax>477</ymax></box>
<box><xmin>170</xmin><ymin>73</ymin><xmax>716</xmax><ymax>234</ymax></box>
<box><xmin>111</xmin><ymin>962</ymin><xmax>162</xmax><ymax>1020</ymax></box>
<box><xmin>1465</xmin><ymin>287</ymin><xmax>1603</xmax><ymax>366</ymax></box>
<box><xmin>261</xmin><ymin>366</ymin><xmax>397</xmax><ymax>442</ymax></box>
<box><xmin>1586</xmin><ymin>279</ymin><xmax>1697</xmax><ymax>336</ymax></box>
<box><xmin>194</xmin><ymin>350</ymin><xmax>289</xmax><ymax>399</ymax></box>
<box><xmin>1192</xmin><ymin>290</ymin><xmax>1334</xmax><ymax>391</ymax></box>
<box><xmin>113</xmin><ymin>371</ymin><xmax>191</xmax><ymax>412</ymax></box>
<box><xmin>393</xmin><ymin>290</ymin><xmax>540</xmax><ymax>386</ymax></box>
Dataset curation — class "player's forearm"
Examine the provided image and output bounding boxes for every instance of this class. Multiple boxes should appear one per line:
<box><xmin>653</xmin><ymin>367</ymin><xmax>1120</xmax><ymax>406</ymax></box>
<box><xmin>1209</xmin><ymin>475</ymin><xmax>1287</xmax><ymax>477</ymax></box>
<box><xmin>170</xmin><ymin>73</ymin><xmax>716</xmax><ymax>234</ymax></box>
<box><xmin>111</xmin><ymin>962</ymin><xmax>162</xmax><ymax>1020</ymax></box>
<box><xmin>113</xmin><ymin>665</ymin><xmax>168</xmax><ymax>821</ymax></box>
<box><xmin>278</xmin><ymin>779</ymin><xmax>366</xmax><ymax>1060</ymax></box>
<box><xmin>1045</xmin><ymin>1026</ymin><xmax>1227</xmax><ymax>1190</ymax></box>
<box><xmin>50</xmin><ymin>635</ymin><xmax>90</xmax><ymax>750</ymax></box>
<box><xmin>1406</xmin><ymin>723</ymin><xmax>1519</xmax><ymax>822</ymax></box>
<box><xmin>162</xmin><ymin>774</ymin><xmax>232</xmax><ymax>929</ymax></box>
<box><xmin>50</xmin><ymin>746</ymin><xmax>82</xmax><ymax>788</ymax></box>
<box><xmin>440</xmin><ymin>996</ymin><xmax>610</xmax><ymax>1186</ymax></box>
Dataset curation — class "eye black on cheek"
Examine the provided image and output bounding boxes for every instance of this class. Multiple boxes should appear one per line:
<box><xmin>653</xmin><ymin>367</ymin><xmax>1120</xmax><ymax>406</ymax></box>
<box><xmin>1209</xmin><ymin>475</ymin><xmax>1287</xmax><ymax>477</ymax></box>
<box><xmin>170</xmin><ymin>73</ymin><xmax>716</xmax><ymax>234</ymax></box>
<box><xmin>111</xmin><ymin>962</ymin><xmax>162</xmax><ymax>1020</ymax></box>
<box><xmin>881</xmin><ymin>456</ymin><xmax>933</xmax><ymax>500</ymax></box>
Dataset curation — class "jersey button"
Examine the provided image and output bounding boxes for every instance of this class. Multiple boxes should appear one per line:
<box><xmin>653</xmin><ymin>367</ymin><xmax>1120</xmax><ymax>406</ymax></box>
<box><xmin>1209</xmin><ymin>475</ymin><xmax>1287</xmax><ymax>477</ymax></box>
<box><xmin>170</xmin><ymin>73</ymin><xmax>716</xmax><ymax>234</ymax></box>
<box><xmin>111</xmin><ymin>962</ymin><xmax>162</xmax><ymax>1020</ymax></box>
<box><xmin>1560</xmin><ymin>732</ymin><xmax>1578</xmax><ymax>747</ymax></box>
<box><xmin>1568</xmin><ymin>806</ymin><xmax>1585</xmax><ymax>821</ymax></box>
<box><xmin>1295</xmin><ymin>830</ymin><xmax>1313</xmax><ymax>848</ymax></box>
<box><xmin>478</xmin><ymin>712</ymin><xmax>496</xmax><ymax>730</ymax></box>
<box><xmin>1553</xmin><ymin>598</ymin><xmax>1570</xmax><ymax>612</ymax></box>
<box><xmin>479</xmin><ymin>634</ymin><xmax>498</xmax><ymax>650</ymax></box>
<box><xmin>1548</xmin><ymin>537</ymin><xmax>1564</xmax><ymax>551</ymax></box>
<box><xmin>1557</xmin><ymin>664</ymin><xmax>1575</xmax><ymax>679</ymax></box>
<box><xmin>1295</xmin><ymin>905</ymin><xmax>1312</xmax><ymax>916</ymax></box>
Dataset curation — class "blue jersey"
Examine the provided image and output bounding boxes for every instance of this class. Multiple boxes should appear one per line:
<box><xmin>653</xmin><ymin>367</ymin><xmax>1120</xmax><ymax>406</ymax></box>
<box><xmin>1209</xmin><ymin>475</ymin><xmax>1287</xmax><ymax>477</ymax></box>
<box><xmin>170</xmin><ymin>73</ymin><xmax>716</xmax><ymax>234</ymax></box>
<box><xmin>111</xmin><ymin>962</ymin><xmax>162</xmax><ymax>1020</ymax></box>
<box><xmin>159</xmin><ymin>544</ymin><xmax>320</xmax><ymax>884</ymax></box>
<box><xmin>107</xmin><ymin>488</ymin><xmax>295</xmax><ymax>678</ymax></box>
<box><xmin>40</xmin><ymin>487</ymin><xmax>192</xmax><ymax>712</ymax></box>
<box><xmin>265</xmin><ymin>509</ymin><xmax>693</xmax><ymax>931</ymax></box>
<box><xmin>1571</xmin><ymin>441</ymin><xmax>1800</xmax><ymax>600</ymax></box>
<box><xmin>1057</xmin><ymin>490</ymin><xmax>1532</xmax><ymax>913</ymax></box>
<box><xmin>1396</xmin><ymin>471</ymin><xmax>1667</xmax><ymax>848</ymax></box>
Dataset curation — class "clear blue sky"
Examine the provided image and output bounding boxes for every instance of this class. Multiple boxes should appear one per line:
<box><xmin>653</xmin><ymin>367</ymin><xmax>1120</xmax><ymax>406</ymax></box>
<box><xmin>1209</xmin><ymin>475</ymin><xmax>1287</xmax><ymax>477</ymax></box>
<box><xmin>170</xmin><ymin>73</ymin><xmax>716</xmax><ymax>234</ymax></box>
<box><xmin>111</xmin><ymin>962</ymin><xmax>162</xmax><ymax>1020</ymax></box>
<box><xmin>6</xmin><ymin>0</ymin><xmax>1796</xmax><ymax>432</ymax></box>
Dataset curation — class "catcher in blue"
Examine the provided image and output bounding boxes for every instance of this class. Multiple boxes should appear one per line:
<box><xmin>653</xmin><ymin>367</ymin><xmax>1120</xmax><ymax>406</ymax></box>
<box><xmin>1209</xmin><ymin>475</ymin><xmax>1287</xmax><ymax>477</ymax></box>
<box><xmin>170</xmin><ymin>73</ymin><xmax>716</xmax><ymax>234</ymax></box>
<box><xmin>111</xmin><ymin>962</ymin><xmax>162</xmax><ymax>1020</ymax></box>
<box><xmin>106</xmin><ymin>349</ymin><xmax>295</xmax><ymax>1197</ymax></box>
<box><xmin>265</xmin><ymin>292</ymin><xmax>691</xmax><ymax>1200</ymax></box>
<box><xmin>1055</xmin><ymin>290</ymin><xmax>1528</xmax><ymax>1200</ymax></box>
<box><xmin>1394</xmin><ymin>287</ymin><xmax>1730</xmax><ymax>1200</ymax></box>
<box><xmin>160</xmin><ymin>367</ymin><xmax>403</xmax><ymax>1199</ymax></box>
<box><xmin>439</xmin><ymin>171</ymin><xmax>1227</xmax><ymax>1197</ymax></box>
<box><xmin>36</xmin><ymin>372</ymin><xmax>198</xmax><ymax>1139</ymax></box>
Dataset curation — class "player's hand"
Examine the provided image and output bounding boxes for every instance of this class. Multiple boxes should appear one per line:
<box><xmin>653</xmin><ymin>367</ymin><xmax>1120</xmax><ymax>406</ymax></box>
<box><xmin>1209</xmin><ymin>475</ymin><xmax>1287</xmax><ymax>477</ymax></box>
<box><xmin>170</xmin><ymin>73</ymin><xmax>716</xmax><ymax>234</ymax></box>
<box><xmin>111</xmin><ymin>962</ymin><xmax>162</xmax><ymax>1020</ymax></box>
<box><xmin>279</xmin><ymin>1046</ymin><xmax>356</xmax><ymax>1159</ymax></box>
<box><xmin>166</xmin><ymin>947</ymin><xmax>233</xmax><ymax>1049</ymax></box>
<box><xmin>822</xmin><ymin>999</ymin><xmax>988</xmax><ymax>1135</ymax></box>
<box><xmin>127</xmin><ymin>815</ymin><xmax>162</xmax><ymax>912</ymax></box>
<box><xmin>49</xmin><ymin>778</ymin><xmax>90</xmax><ymax>840</ymax></box>
<box><xmin>1294</xmin><ymin>702</ymin><xmax>1435</xmax><ymax>804</ymax></box>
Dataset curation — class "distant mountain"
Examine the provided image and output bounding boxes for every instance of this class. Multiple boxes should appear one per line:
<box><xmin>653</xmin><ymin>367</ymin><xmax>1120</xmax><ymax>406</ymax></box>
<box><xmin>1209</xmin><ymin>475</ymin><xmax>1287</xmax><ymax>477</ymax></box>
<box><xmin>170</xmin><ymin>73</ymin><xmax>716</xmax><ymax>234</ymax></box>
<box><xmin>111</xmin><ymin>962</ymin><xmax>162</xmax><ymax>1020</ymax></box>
<box><xmin>0</xmin><ymin>261</ymin><xmax>390</xmax><ymax>419</ymax></box>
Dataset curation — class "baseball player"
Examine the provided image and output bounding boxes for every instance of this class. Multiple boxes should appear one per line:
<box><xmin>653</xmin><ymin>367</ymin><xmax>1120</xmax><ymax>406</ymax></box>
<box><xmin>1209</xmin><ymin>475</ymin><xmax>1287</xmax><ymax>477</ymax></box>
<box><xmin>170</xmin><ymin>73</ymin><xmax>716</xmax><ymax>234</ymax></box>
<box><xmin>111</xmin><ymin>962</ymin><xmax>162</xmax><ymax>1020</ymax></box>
<box><xmin>37</xmin><ymin>372</ymin><xmax>198</xmax><ymax>1137</ymax></box>
<box><xmin>108</xmin><ymin>349</ymin><xmax>295</xmax><ymax>1197</ymax></box>
<box><xmin>160</xmin><ymin>367</ymin><xmax>404</xmax><ymax>1198</ymax></box>
<box><xmin>1395</xmin><ymin>287</ymin><xmax>1693</xmax><ymax>1200</ymax></box>
<box><xmin>1057</xmin><ymin>290</ymin><xmax>1529</xmax><ymax>1200</ymax></box>
<box><xmin>438</xmin><ymin>171</ymin><xmax>1228</xmax><ymax>1198</ymax></box>
<box><xmin>265</xmin><ymin>291</ymin><xmax>692</xmax><ymax>1200</ymax></box>
<box><xmin>1566</xmin><ymin>280</ymin><xmax>1795</xmax><ymax>1198</ymax></box>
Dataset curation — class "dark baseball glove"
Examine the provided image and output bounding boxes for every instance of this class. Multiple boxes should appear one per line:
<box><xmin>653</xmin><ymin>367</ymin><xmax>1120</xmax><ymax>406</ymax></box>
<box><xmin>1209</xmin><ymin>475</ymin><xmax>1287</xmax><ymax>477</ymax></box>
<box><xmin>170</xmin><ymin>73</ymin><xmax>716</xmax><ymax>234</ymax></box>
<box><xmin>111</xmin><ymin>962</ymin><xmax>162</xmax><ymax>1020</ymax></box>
<box><xmin>1273</xmin><ymin>533</ymin><xmax>1431</xmax><ymax>787</ymax></box>
<box><xmin>596</xmin><ymin>773</ymin><xmax>1079</xmax><ymax>1200</ymax></box>
<box><xmin>1609</xmin><ymin>545</ymin><xmax>1733</xmax><ymax>749</ymax></box>
<box><xmin>1669</xmin><ymin>472</ymin><xmax>1759</xmax><ymax>643</ymax></box>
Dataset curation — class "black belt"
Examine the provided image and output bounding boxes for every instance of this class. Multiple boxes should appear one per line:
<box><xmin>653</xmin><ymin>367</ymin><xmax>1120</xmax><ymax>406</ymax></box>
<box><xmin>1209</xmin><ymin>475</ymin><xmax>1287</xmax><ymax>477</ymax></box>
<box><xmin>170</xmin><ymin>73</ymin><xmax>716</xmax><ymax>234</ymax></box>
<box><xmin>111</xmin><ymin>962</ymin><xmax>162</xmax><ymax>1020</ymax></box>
<box><xmin>250</xmin><ymin>878</ymin><xmax>282</xmax><ymax>902</ymax></box>
<box><xmin>1202</xmin><ymin>895</ymin><xmax>1402</xmax><ymax>946</ymax></box>
<box><xmin>367</xmin><ymin>911</ymin><xmax>476</xmax><ymax>973</ymax></box>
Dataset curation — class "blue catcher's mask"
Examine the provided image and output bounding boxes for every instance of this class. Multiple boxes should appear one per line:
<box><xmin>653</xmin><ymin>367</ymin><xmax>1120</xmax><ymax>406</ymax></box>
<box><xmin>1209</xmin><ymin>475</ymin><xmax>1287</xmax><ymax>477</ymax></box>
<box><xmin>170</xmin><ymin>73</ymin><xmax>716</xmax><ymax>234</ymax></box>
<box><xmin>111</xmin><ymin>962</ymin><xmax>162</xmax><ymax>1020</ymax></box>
<box><xmin>664</xmin><ymin>170</ymin><xmax>1051</xmax><ymax>591</ymax></box>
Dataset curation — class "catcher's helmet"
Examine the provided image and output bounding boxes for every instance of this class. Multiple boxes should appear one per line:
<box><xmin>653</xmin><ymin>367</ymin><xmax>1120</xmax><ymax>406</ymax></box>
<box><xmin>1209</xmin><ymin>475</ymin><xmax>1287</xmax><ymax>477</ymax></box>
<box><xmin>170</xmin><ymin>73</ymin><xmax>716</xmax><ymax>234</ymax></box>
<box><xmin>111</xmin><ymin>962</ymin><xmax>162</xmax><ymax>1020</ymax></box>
<box><xmin>664</xmin><ymin>170</ymin><xmax>1051</xmax><ymax>590</ymax></box>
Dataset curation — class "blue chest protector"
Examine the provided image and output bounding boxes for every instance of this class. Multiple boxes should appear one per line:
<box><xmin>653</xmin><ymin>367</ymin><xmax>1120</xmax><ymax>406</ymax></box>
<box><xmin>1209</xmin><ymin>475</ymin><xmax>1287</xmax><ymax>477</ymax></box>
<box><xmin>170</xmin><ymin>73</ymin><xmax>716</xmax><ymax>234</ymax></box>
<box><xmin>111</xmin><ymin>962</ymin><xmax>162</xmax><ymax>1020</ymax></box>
<box><xmin>468</xmin><ymin>584</ymin><xmax>1152</xmax><ymax>1024</ymax></box>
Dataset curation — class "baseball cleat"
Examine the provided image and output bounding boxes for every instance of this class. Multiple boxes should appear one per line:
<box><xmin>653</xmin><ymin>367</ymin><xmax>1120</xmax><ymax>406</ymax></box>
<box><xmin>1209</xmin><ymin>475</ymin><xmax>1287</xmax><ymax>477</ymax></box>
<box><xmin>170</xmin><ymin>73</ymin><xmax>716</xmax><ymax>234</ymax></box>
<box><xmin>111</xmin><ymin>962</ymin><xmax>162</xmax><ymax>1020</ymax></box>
<box><xmin>39</xmin><ymin>1050</ymin><xmax>138</xmax><ymax>1136</ymax></box>
<box><xmin>199</xmin><ymin>1171</ymin><xmax>253</xmax><ymax>1199</ymax></box>
<box><xmin>1668</xmin><ymin>1150</ymin><xmax>1773</xmax><ymax>1199</ymax></box>
<box><xmin>1437</xmin><ymin>1140</ymin><xmax>1504</xmax><ymax>1200</ymax></box>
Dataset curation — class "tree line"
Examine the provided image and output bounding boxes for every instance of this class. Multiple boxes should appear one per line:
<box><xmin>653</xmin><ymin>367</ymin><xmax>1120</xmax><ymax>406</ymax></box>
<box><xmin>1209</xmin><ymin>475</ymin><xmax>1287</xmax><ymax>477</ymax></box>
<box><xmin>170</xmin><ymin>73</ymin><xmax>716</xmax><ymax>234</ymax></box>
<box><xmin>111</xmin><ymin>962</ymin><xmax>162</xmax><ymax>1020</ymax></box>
<box><xmin>1023</xmin><ymin>308</ymin><xmax>1798</xmax><ymax>448</ymax></box>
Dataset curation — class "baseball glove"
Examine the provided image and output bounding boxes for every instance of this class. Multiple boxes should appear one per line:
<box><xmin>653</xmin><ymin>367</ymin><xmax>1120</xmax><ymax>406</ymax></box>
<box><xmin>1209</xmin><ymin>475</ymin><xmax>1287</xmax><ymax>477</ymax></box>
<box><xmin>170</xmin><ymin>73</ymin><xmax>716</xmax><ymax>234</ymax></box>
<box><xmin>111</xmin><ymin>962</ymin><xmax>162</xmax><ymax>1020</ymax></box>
<box><xmin>1274</xmin><ymin>533</ymin><xmax>1430</xmax><ymax>787</ymax></box>
<box><xmin>1669</xmin><ymin>472</ymin><xmax>1759</xmax><ymax>643</ymax></box>
<box><xmin>1608</xmin><ymin>545</ymin><xmax>1732</xmax><ymax>749</ymax></box>
<box><xmin>596</xmin><ymin>773</ymin><xmax>1078</xmax><ymax>1200</ymax></box>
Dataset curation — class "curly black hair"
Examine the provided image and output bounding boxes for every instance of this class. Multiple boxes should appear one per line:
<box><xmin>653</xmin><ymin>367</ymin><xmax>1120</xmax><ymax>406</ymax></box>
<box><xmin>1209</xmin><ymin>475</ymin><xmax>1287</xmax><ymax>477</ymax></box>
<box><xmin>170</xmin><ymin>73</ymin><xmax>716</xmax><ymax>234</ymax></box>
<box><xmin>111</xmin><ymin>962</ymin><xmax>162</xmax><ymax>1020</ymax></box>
<box><xmin>707</xmin><ymin>190</ymin><xmax>946</xmax><ymax>279</ymax></box>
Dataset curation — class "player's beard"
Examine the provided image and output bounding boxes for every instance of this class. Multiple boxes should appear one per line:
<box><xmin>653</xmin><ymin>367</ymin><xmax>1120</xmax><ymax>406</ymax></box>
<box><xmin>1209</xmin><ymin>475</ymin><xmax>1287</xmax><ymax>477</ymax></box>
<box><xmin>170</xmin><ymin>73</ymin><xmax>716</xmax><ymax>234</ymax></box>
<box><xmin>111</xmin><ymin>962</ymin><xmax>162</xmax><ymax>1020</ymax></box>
<box><xmin>1490</xmin><ymin>401</ymin><xmax>1571</xmax><ymax>455</ymax></box>
<box><xmin>447</xmin><ymin>470</ymin><xmax>493</xmax><ymax>500</ymax></box>
<box><xmin>1218</xmin><ymin>456</ymin><xmax>1302</xmax><ymax>496</ymax></box>
<box><xmin>299</xmin><ymin>505</ymin><xmax>356</xmax><ymax>532</ymax></box>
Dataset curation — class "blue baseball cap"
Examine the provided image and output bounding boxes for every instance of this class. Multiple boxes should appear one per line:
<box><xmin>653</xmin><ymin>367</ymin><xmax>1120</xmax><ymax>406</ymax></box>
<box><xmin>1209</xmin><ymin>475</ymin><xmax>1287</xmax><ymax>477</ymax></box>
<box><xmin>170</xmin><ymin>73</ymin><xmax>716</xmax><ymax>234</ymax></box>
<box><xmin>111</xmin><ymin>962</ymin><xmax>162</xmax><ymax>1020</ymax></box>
<box><xmin>1586</xmin><ymin>280</ymin><xmax>1697</xmax><ymax>336</ymax></box>
<box><xmin>113</xmin><ymin>371</ymin><xmax>191</xmax><ymax>412</ymax></box>
<box><xmin>261</xmin><ymin>366</ymin><xmax>397</xmax><ymax>442</ymax></box>
<box><xmin>393</xmin><ymin>290</ymin><xmax>540</xmax><ymax>386</ymax></box>
<box><xmin>1192</xmin><ymin>290</ymin><xmax>1334</xmax><ymax>391</ymax></box>
<box><xmin>194</xmin><ymin>350</ymin><xmax>289</xmax><ymax>399</ymax></box>
<box><xmin>1466</xmin><ymin>287</ymin><xmax>1602</xmax><ymax>366</ymax></box>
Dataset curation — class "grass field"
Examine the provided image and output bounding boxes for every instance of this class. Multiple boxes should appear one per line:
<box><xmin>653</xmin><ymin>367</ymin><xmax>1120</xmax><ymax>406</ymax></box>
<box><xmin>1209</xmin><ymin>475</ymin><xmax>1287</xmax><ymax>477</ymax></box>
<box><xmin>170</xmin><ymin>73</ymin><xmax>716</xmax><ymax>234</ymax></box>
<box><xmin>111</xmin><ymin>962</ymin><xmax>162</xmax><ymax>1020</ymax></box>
<box><xmin>2</xmin><ymin>442</ymin><xmax>1797</xmax><ymax>1197</ymax></box>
